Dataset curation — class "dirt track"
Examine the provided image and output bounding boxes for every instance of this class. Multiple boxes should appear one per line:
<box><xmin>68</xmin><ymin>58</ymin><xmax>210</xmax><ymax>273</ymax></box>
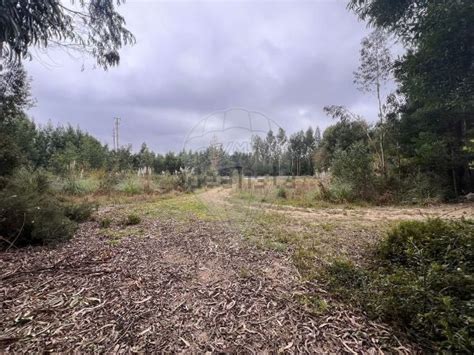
<box><xmin>200</xmin><ymin>187</ymin><xmax>474</xmax><ymax>225</ymax></box>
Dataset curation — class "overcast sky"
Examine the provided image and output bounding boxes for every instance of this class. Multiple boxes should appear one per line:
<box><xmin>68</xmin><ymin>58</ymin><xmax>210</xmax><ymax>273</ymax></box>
<box><xmin>25</xmin><ymin>0</ymin><xmax>394</xmax><ymax>154</ymax></box>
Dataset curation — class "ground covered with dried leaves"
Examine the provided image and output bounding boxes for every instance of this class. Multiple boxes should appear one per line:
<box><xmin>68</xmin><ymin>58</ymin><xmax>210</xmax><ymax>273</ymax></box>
<box><xmin>0</xmin><ymin>192</ymin><xmax>428</xmax><ymax>353</ymax></box>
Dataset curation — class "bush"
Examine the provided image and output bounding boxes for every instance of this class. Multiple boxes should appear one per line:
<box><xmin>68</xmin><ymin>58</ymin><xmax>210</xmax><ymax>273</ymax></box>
<box><xmin>176</xmin><ymin>167</ymin><xmax>196</xmax><ymax>192</ymax></box>
<box><xmin>331</xmin><ymin>142</ymin><xmax>376</xmax><ymax>200</ymax></box>
<box><xmin>64</xmin><ymin>202</ymin><xmax>97</xmax><ymax>222</ymax></box>
<box><xmin>276</xmin><ymin>187</ymin><xmax>287</xmax><ymax>199</ymax></box>
<box><xmin>400</xmin><ymin>172</ymin><xmax>447</xmax><ymax>204</ymax></box>
<box><xmin>62</xmin><ymin>177</ymin><xmax>98</xmax><ymax>195</ymax></box>
<box><xmin>324</xmin><ymin>218</ymin><xmax>473</xmax><ymax>352</ymax></box>
<box><xmin>328</xmin><ymin>180</ymin><xmax>354</xmax><ymax>202</ymax></box>
<box><xmin>117</xmin><ymin>177</ymin><xmax>143</xmax><ymax>195</ymax></box>
<box><xmin>125</xmin><ymin>213</ymin><xmax>141</xmax><ymax>225</ymax></box>
<box><xmin>0</xmin><ymin>169</ymin><xmax>77</xmax><ymax>248</ymax></box>
<box><xmin>99</xmin><ymin>217</ymin><xmax>112</xmax><ymax>228</ymax></box>
<box><xmin>98</xmin><ymin>172</ymin><xmax>121</xmax><ymax>193</ymax></box>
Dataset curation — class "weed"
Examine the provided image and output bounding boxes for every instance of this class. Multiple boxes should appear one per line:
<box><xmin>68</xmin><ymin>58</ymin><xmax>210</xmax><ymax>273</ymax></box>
<box><xmin>276</xmin><ymin>187</ymin><xmax>287</xmax><ymax>199</ymax></box>
<box><xmin>117</xmin><ymin>177</ymin><xmax>143</xmax><ymax>195</ymax></box>
<box><xmin>238</xmin><ymin>267</ymin><xmax>252</xmax><ymax>279</ymax></box>
<box><xmin>125</xmin><ymin>213</ymin><xmax>141</xmax><ymax>225</ymax></box>
<box><xmin>99</xmin><ymin>217</ymin><xmax>112</xmax><ymax>228</ymax></box>
<box><xmin>319</xmin><ymin>222</ymin><xmax>335</xmax><ymax>232</ymax></box>
<box><xmin>296</xmin><ymin>294</ymin><xmax>329</xmax><ymax>315</ymax></box>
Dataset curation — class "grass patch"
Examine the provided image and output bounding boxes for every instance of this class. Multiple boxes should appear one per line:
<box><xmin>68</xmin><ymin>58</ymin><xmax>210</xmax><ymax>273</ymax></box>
<box><xmin>130</xmin><ymin>194</ymin><xmax>220</xmax><ymax>221</ymax></box>
<box><xmin>99</xmin><ymin>217</ymin><xmax>112</xmax><ymax>228</ymax></box>
<box><xmin>296</xmin><ymin>294</ymin><xmax>329</xmax><ymax>315</ymax></box>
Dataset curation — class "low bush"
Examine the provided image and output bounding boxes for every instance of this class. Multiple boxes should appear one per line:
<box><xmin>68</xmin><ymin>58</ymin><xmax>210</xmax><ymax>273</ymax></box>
<box><xmin>98</xmin><ymin>172</ymin><xmax>121</xmax><ymax>193</ymax></box>
<box><xmin>327</xmin><ymin>180</ymin><xmax>354</xmax><ymax>202</ymax></box>
<box><xmin>62</xmin><ymin>176</ymin><xmax>98</xmax><ymax>195</ymax></box>
<box><xmin>176</xmin><ymin>167</ymin><xmax>197</xmax><ymax>192</ymax></box>
<box><xmin>276</xmin><ymin>187</ymin><xmax>287</xmax><ymax>199</ymax></box>
<box><xmin>117</xmin><ymin>177</ymin><xmax>143</xmax><ymax>195</ymax></box>
<box><xmin>64</xmin><ymin>202</ymin><xmax>97</xmax><ymax>222</ymax></box>
<box><xmin>324</xmin><ymin>218</ymin><xmax>473</xmax><ymax>352</ymax></box>
<box><xmin>0</xmin><ymin>169</ymin><xmax>77</xmax><ymax>248</ymax></box>
<box><xmin>125</xmin><ymin>213</ymin><xmax>141</xmax><ymax>225</ymax></box>
<box><xmin>331</xmin><ymin>142</ymin><xmax>375</xmax><ymax>201</ymax></box>
<box><xmin>99</xmin><ymin>217</ymin><xmax>112</xmax><ymax>228</ymax></box>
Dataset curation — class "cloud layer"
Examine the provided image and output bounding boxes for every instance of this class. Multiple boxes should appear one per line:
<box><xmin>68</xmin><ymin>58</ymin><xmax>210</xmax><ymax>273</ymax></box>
<box><xmin>26</xmin><ymin>0</ymin><xmax>386</xmax><ymax>153</ymax></box>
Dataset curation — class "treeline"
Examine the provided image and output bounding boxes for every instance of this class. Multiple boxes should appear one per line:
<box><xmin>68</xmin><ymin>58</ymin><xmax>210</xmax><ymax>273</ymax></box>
<box><xmin>1</xmin><ymin>64</ymin><xmax>324</xmax><ymax>178</ymax></box>
<box><xmin>1</xmin><ymin>110</ymin><xmax>324</xmax><ymax>178</ymax></box>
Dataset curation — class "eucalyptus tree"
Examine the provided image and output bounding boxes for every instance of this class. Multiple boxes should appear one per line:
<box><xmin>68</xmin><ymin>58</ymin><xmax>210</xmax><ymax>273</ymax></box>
<box><xmin>288</xmin><ymin>131</ymin><xmax>306</xmax><ymax>176</ymax></box>
<box><xmin>353</xmin><ymin>29</ymin><xmax>393</xmax><ymax>174</ymax></box>
<box><xmin>349</xmin><ymin>0</ymin><xmax>474</xmax><ymax>195</ymax></box>
<box><xmin>276</xmin><ymin>127</ymin><xmax>287</xmax><ymax>175</ymax></box>
<box><xmin>0</xmin><ymin>0</ymin><xmax>135</xmax><ymax>69</ymax></box>
<box><xmin>314</xmin><ymin>126</ymin><xmax>321</xmax><ymax>148</ymax></box>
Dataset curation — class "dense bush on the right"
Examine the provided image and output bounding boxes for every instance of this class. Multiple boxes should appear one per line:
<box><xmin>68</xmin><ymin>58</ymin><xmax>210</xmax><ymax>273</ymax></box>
<box><xmin>325</xmin><ymin>218</ymin><xmax>473</xmax><ymax>352</ymax></box>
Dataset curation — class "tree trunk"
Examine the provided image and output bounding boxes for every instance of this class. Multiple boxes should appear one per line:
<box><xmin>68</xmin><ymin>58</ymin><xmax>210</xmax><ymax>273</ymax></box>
<box><xmin>376</xmin><ymin>81</ymin><xmax>386</xmax><ymax>176</ymax></box>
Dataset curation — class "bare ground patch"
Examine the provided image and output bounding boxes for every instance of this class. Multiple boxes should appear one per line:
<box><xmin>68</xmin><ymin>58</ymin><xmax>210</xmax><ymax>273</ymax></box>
<box><xmin>1</xmin><ymin>213</ymin><xmax>416</xmax><ymax>352</ymax></box>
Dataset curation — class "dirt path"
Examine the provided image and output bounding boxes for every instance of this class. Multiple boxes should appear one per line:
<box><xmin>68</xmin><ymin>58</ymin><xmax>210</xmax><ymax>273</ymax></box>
<box><xmin>200</xmin><ymin>187</ymin><xmax>474</xmax><ymax>225</ymax></box>
<box><xmin>1</xmin><ymin>199</ymin><xmax>416</xmax><ymax>352</ymax></box>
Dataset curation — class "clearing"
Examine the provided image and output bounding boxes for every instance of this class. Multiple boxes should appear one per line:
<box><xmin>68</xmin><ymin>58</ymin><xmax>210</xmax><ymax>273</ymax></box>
<box><xmin>1</xmin><ymin>187</ymin><xmax>472</xmax><ymax>352</ymax></box>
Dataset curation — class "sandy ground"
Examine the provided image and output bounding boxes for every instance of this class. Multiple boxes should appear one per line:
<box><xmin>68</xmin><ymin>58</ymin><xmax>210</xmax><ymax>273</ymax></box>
<box><xmin>200</xmin><ymin>187</ymin><xmax>473</xmax><ymax>224</ymax></box>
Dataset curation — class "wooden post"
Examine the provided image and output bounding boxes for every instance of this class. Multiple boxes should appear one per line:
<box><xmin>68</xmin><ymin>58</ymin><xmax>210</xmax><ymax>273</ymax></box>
<box><xmin>237</xmin><ymin>166</ymin><xmax>243</xmax><ymax>189</ymax></box>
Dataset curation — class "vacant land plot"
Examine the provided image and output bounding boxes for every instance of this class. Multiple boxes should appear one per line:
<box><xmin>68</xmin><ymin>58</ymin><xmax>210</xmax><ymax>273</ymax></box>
<box><xmin>1</xmin><ymin>188</ymin><xmax>472</xmax><ymax>352</ymax></box>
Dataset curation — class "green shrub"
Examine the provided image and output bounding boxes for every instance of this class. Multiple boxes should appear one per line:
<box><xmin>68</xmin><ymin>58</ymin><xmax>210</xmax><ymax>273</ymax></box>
<box><xmin>324</xmin><ymin>218</ymin><xmax>473</xmax><ymax>352</ymax></box>
<box><xmin>98</xmin><ymin>173</ymin><xmax>121</xmax><ymax>193</ymax></box>
<box><xmin>155</xmin><ymin>172</ymin><xmax>180</xmax><ymax>193</ymax></box>
<box><xmin>117</xmin><ymin>177</ymin><xmax>143</xmax><ymax>195</ymax></box>
<box><xmin>61</xmin><ymin>176</ymin><xmax>98</xmax><ymax>195</ymax></box>
<box><xmin>331</xmin><ymin>142</ymin><xmax>375</xmax><ymax>200</ymax></box>
<box><xmin>0</xmin><ymin>169</ymin><xmax>77</xmax><ymax>248</ymax></box>
<box><xmin>125</xmin><ymin>213</ymin><xmax>141</xmax><ymax>225</ymax></box>
<box><xmin>328</xmin><ymin>180</ymin><xmax>354</xmax><ymax>202</ymax></box>
<box><xmin>276</xmin><ymin>187</ymin><xmax>287</xmax><ymax>199</ymax></box>
<box><xmin>64</xmin><ymin>202</ymin><xmax>97</xmax><ymax>222</ymax></box>
<box><xmin>400</xmin><ymin>172</ymin><xmax>447</xmax><ymax>204</ymax></box>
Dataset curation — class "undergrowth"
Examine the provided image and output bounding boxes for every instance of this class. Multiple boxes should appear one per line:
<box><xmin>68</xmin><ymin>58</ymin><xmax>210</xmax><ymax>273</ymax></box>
<box><xmin>323</xmin><ymin>218</ymin><xmax>473</xmax><ymax>352</ymax></box>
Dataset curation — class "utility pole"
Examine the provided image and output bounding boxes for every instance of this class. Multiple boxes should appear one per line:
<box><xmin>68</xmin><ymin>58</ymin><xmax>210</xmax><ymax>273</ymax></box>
<box><xmin>112</xmin><ymin>125</ymin><xmax>116</xmax><ymax>151</ymax></box>
<box><xmin>113</xmin><ymin>117</ymin><xmax>121</xmax><ymax>150</ymax></box>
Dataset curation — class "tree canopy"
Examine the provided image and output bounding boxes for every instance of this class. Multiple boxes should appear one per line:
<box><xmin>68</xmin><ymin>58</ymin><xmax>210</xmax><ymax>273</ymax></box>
<box><xmin>0</xmin><ymin>0</ymin><xmax>135</xmax><ymax>69</ymax></box>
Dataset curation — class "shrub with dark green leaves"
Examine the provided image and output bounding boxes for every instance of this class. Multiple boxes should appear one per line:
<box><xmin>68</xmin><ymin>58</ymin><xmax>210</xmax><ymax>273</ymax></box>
<box><xmin>64</xmin><ymin>202</ymin><xmax>97</xmax><ymax>222</ymax></box>
<box><xmin>324</xmin><ymin>218</ymin><xmax>473</xmax><ymax>352</ymax></box>
<box><xmin>331</xmin><ymin>141</ymin><xmax>376</xmax><ymax>201</ymax></box>
<box><xmin>0</xmin><ymin>169</ymin><xmax>77</xmax><ymax>248</ymax></box>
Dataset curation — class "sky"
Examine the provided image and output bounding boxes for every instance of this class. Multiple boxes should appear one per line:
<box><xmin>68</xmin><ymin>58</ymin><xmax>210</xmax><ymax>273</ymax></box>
<box><xmin>25</xmin><ymin>0</ymin><xmax>394</xmax><ymax>154</ymax></box>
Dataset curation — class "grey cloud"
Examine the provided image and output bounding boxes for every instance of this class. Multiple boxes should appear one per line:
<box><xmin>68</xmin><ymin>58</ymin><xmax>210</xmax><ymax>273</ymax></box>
<box><xmin>26</xmin><ymin>0</ymin><xmax>388</xmax><ymax>153</ymax></box>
